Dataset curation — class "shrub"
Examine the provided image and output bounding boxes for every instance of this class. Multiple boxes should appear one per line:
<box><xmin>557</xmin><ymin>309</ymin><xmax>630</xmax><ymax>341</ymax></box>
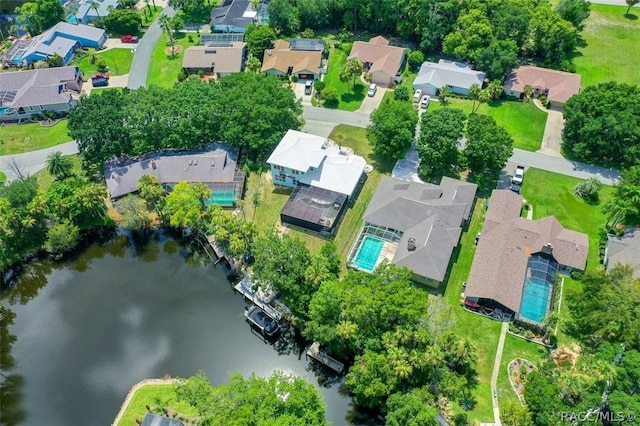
<box><xmin>321</xmin><ymin>86</ymin><xmax>339</xmax><ymax>103</ymax></box>
<box><xmin>314</xmin><ymin>80</ymin><xmax>325</xmax><ymax>94</ymax></box>
<box><xmin>291</xmin><ymin>75</ymin><xmax>298</xmax><ymax>82</ymax></box>
<box><xmin>339</xmin><ymin>42</ymin><xmax>353</xmax><ymax>55</ymax></box>
<box><xmin>177</xmin><ymin>69</ymin><xmax>187</xmax><ymax>82</ymax></box>
<box><xmin>363</xmin><ymin>72</ymin><xmax>371</xmax><ymax>83</ymax></box>
<box><xmin>337</xmin><ymin>29</ymin><xmax>353</xmax><ymax>43</ymax></box>
<box><xmin>573</xmin><ymin>178</ymin><xmax>602</xmax><ymax>203</ymax></box>
<box><xmin>394</xmin><ymin>85</ymin><xmax>410</xmax><ymax>101</ymax></box>
<box><xmin>188</xmin><ymin>34</ymin><xmax>194</xmax><ymax>43</ymax></box>
<box><xmin>301</xmin><ymin>28</ymin><xmax>315</xmax><ymax>38</ymax></box>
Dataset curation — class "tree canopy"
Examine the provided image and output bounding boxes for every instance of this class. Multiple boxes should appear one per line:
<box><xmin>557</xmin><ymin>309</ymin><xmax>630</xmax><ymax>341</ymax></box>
<box><xmin>417</xmin><ymin>107</ymin><xmax>466</xmax><ymax>180</ymax></box>
<box><xmin>562</xmin><ymin>82</ymin><xmax>640</xmax><ymax>169</ymax></box>
<box><xmin>68</xmin><ymin>75</ymin><xmax>302</xmax><ymax>173</ymax></box>
<box><xmin>176</xmin><ymin>371</ymin><xmax>327</xmax><ymax>425</ymax></box>
<box><xmin>464</xmin><ymin>113</ymin><xmax>514</xmax><ymax>181</ymax></box>
<box><xmin>367</xmin><ymin>100</ymin><xmax>419</xmax><ymax>161</ymax></box>
<box><xmin>244</xmin><ymin>23</ymin><xmax>276</xmax><ymax>59</ymax></box>
<box><xmin>15</xmin><ymin>0</ymin><xmax>65</xmax><ymax>36</ymax></box>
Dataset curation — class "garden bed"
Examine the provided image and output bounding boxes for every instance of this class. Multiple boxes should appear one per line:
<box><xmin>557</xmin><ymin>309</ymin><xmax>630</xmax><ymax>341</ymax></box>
<box><xmin>507</xmin><ymin>358</ymin><xmax>536</xmax><ymax>404</ymax></box>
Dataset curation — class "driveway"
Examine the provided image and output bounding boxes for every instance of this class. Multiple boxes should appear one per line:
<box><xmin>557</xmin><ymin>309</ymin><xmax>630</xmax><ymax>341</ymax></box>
<box><xmin>82</xmin><ymin>74</ymin><xmax>130</xmax><ymax>95</ymax></box>
<box><xmin>127</xmin><ymin>6</ymin><xmax>177</xmax><ymax>89</ymax></box>
<box><xmin>356</xmin><ymin>84</ymin><xmax>386</xmax><ymax>115</ymax></box>
<box><xmin>293</xmin><ymin>80</ymin><xmax>314</xmax><ymax>107</ymax></box>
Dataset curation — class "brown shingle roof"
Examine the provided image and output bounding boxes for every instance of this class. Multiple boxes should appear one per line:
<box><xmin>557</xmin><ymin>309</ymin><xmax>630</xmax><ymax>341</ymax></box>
<box><xmin>503</xmin><ymin>65</ymin><xmax>581</xmax><ymax>105</ymax></box>
<box><xmin>348</xmin><ymin>36</ymin><xmax>405</xmax><ymax>81</ymax></box>
<box><xmin>182</xmin><ymin>42</ymin><xmax>246</xmax><ymax>73</ymax></box>
<box><xmin>465</xmin><ymin>190</ymin><xmax>588</xmax><ymax>313</ymax></box>
<box><xmin>261</xmin><ymin>39</ymin><xmax>322</xmax><ymax>75</ymax></box>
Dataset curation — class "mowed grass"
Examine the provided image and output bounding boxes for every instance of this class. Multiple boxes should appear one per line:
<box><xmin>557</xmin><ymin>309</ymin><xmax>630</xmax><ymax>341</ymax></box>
<box><xmin>520</xmin><ymin>168</ymin><xmax>613</xmax><ymax>268</ymax></box>
<box><xmin>442</xmin><ymin>198</ymin><xmax>502</xmax><ymax>422</ymax></box>
<box><xmin>147</xmin><ymin>33</ymin><xmax>198</xmax><ymax>88</ymax></box>
<box><xmin>574</xmin><ymin>4</ymin><xmax>640</xmax><ymax>87</ymax></box>
<box><xmin>0</xmin><ymin>120</ymin><xmax>72</xmax><ymax>155</ymax></box>
<box><xmin>139</xmin><ymin>5</ymin><xmax>163</xmax><ymax>26</ymax></box>
<box><xmin>34</xmin><ymin>154</ymin><xmax>81</xmax><ymax>189</ymax></box>
<box><xmin>77</xmin><ymin>48</ymin><xmax>134</xmax><ymax>77</ymax></box>
<box><xmin>116</xmin><ymin>384</ymin><xmax>198</xmax><ymax>426</ymax></box>
<box><xmin>431</xmin><ymin>98</ymin><xmax>547</xmax><ymax>152</ymax></box>
<box><xmin>321</xmin><ymin>48</ymin><xmax>366</xmax><ymax>111</ymax></box>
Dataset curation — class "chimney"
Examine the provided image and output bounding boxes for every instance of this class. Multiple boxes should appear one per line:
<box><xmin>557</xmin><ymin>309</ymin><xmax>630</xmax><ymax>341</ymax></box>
<box><xmin>541</xmin><ymin>243</ymin><xmax>553</xmax><ymax>255</ymax></box>
<box><xmin>407</xmin><ymin>238</ymin><xmax>416</xmax><ymax>251</ymax></box>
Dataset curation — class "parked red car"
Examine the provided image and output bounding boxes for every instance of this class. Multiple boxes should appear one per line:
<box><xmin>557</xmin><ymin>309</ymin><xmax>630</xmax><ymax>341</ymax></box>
<box><xmin>91</xmin><ymin>73</ymin><xmax>109</xmax><ymax>80</ymax></box>
<box><xmin>120</xmin><ymin>34</ymin><xmax>139</xmax><ymax>43</ymax></box>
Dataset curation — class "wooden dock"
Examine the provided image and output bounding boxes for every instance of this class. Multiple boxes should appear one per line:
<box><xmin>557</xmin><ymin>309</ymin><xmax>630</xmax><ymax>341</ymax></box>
<box><xmin>234</xmin><ymin>275</ymin><xmax>282</xmax><ymax>321</ymax></box>
<box><xmin>306</xmin><ymin>342</ymin><xmax>344</xmax><ymax>374</ymax></box>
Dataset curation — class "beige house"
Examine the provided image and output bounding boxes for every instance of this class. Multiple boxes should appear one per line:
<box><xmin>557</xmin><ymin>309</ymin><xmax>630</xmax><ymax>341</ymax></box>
<box><xmin>182</xmin><ymin>42</ymin><xmax>246</xmax><ymax>77</ymax></box>
<box><xmin>261</xmin><ymin>39</ymin><xmax>324</xmax><ymax>80</ymax></box>
<box><xmin>348</xmin><ymin>36</ymin><xmax>406</xmax><ymax>85</ymax></box>
<box><xmin>503</xmin><ymin>65</ymin><xmax>581</xmax><ymax>108</ymax></box>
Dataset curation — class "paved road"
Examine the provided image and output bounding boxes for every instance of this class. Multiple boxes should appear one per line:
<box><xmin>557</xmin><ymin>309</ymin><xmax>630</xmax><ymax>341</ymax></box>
<box><xmin>127</xmin><ymin>6</ymin><xmax>177</xmax><ymax>89</ymax></box>
<box><xmin>1</xmin><ymin>141</ymin><xmax>79</xmax><ymax>180</ymax></box>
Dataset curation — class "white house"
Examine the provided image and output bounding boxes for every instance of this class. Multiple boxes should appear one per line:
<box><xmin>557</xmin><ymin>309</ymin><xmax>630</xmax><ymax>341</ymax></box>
<box><xmin>413</xmin><ymin>60</ymin><xmax>485</xmax><ymax>96</ymax></box>
<box><xmin>267</xmin><ymin>130</ymin><xmax>366</xmax><ymax>198</ymax></box>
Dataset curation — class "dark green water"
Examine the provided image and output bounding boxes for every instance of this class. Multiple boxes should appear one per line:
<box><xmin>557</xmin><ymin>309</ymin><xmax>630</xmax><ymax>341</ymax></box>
<box><xmin>0</xmin><ymin>230</ymin><xmax>356</xmax><ymax>426</ymax></box>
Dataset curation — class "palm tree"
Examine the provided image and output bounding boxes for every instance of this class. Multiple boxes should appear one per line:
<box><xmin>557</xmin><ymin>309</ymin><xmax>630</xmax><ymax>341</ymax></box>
<box><xmin>523</xmin><ymin>85</ymin><xmax>534</xmax><ymax>101</ymax></box>
<box><xmin>46</xmin><ymin>151</ymin><xmax>74</xmax><ymax>180</ymax></box>
<box><xmin>159</xmin><ymin>14</ymin><xmax>175</xmax><ymax>54</ymax></box>
<box><xmin>144</xmin><ymin>0</ymin><xmax>152</xmax><ymax>13</ymax></box>
<box><xmin>91</xmin><ymin>1</ymin><xmax>101</xmax><ymax>19</ymax></box>
<box><xmin>468</xmin><ymin>83</ymin><xmax>481</xmax><ymax>112</ymax></box>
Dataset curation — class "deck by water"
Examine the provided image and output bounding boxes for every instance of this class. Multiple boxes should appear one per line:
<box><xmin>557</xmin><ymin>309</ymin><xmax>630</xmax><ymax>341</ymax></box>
<box><xmin>306</xmin><ymin>342</ymin><xmax>345</xmax><ymax>374</ymax></box>
<box><xmin>234</xmin><ymin>275</ymin><xmax>282</xmax><ymax>321</ymax></box>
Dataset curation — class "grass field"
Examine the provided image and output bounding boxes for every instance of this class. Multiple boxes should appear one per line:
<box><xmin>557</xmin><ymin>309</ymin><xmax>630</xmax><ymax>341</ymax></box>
<box><xmin>147</xmin><ymin>33</ymin><xmax>198</xmax><ymax>88</ymax></box>
<box><xmin>520</xmin><ymin>168</ymin><xmax>614</xmax><ymax>268</ymax></box>
<box><xmin>77</xmin><ymin>48</ymin><xmax>134</xmax><ymax>77</ymax></box>
<box><xmin>0</xmin><ymin>120</ymin><xmax>72</xmax><ymax>155</ymax></box>
<box><xmin>431</xmin><ymin>98</ymin><xmax>547</xmax><ymax>152</ymax></box>
<box><xmin>321</xmin><ymin>48</ymin><xmax>367</xmax><ymax>111</ymax></box>
<box><xmin>574</xmin><ymin>4</ymin><xmax>640</xmax><ymax>87</ymax></box>
<box><xmin>0</xmin><ymin>171</ymin><xmax>6</xmax><ymax>185</ymax></box>
<box><xmin>116</xmin><ymin>384</ymin><xmax>198</xmax><ymax>426</ymax></box>
<box><xmin>34</xmin><ymin>154</ymin><xmax>81</xmax><ymax>189</ymax></box>
<box><xmin>139</xmin><ymin>5</ymin><xmax>163</xmax><ymax>26</ymax></box>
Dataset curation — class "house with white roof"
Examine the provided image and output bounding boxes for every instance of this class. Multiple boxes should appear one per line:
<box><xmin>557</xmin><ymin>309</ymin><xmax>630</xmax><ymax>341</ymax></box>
<box><xmin>3</xmin><ymin>22</ymin><xmax>106</xmax><ymax>66</ymax></box>
<box><xmin>267</xmin><ymin>129</ymin><xmax>367</xmax><ymax>235</ymax></box>
<box><xmin>413</xmin><ymin>60</ymin><xmax>486</xmax><ymax>96</ymax></box>
<box><xmin>72</xmin><ymin>0</ymin><xmax>121</xmax><ymax>24</ymax></box>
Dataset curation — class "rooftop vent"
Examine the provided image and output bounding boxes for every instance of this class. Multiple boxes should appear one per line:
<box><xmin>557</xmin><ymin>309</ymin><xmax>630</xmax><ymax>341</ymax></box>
<box><xmin>541</xmin><ymin>243</ymin><xmax>553</xmax><ymax>255</ymax></box>
<box><xmin>407</xmin><ymin>238</ymin><xmax>416</xmax><ymax>251</ymax></box>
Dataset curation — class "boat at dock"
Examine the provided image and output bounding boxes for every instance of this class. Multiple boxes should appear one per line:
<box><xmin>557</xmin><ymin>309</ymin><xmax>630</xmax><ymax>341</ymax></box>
<box><xmin>234</xmin><ymin>275</ymin><xmax>282</xmax><ymax>321</ymax></box>
<box><xmin>244</xmin><ymin>305</ymin><xmax>280</xmax><ymax>338</ymax></box>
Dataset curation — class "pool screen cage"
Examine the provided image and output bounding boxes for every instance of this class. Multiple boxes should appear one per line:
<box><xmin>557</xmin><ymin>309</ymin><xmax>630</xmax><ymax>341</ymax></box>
<box><xmin>347</xmin><ymin>223</ymin><xmax>403</xmax><ymax>271</ymax></box>
<box><xmin>204</xmin><ymin>171</ymin><xmax>245</xmax><ymax>207</ymax></box>
<box><xmin>517</xmin><ymin>252</ymin><xmax>558</xmax><ymax>325</ymax></box>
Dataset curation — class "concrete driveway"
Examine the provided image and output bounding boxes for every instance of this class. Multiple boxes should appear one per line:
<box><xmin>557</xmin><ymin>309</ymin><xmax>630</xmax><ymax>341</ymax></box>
<box><xmin>537</xmin><ymin>107</ymin><xmax>564</xmax><ymax>158</ymax></box>
<box><xmin>356</xmin><ymin>84</ymin><xmax>386</xmax><ymax>114</ymax></box>
<box><xmin>82</xmin><ymin>74</ymin><xmax>129</xmax><ymax>95</ymax></box>
<box><xmin>293</xmin><ymin>80</ymin><xmax>314</xmax><ymax>107</ymax></box>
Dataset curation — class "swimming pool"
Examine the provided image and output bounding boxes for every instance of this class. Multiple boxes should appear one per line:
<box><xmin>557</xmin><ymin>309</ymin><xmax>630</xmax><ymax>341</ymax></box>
<box><xmin>352</xmin><ymin>236</ymin><xmax>384</xmax><ymax>272</ymax></box>
<box><xmin>519</xmin><ymin>278</ymin><xmax>550</xmax><ymax>323</ymax></box>
<box><xmin>206</xmin><ymin>190</ymin><xmax>236</xmax><ymax>206</ymax></box>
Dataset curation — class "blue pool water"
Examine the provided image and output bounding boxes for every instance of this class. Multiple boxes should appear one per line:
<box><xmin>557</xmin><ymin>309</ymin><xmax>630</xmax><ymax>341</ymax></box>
<box><xmin>519</xmin><ymin>278</ymin><xmax>550</xmax><ymax>323</ymax></box>
<box><xmin>206</xmin><ymin>190</ymin><xmax>236</xmax><ymax>206</ymax></box>
<box><xmin>353</xmin><ymin>236</ymin><xmax>384</xmax><ymax>272</ymax></box>
<box><xmin>68</xmin><ymin>15</ymin><xmax>78</xmax><ymax>24</ymax></box>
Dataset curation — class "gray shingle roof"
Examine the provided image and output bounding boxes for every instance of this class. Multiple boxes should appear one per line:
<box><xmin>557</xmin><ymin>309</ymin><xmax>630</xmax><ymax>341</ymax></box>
<box><xmin>0</xmin><ymin>66</ymin><xmax>82</xmax><ymax>109</ymax></box>
<box><xmin>210</xmin><ymin>0</ymin><xmax>254</xmax><ymax>28</ymax></box>
<box><xmin>606</xmin><ymin>229</ymin><xmax>640</xmax><ymax>278</ymax></box>
<box><xmin>141</xmin><ymin>414</ymin><xmax>185</xmax><ymax>426</ymax></box>
<box><xmin>104</xmin><ymin>144</ymin><xmax>241</xmax><ymax>198</ymax></box>
<box><xmin>182</xmin><ymin>42</ymin><xmax>246</xmax><ymax>73</ymax></box>
<box><xmin>363</xmin><ymin>176</ymin><xmax>477</xmax><ymax>282</ymax></box>
<box><xmin>465</xmin><ymin>190</ymin><xmax>589</xmax><ymax>313</ymax></box>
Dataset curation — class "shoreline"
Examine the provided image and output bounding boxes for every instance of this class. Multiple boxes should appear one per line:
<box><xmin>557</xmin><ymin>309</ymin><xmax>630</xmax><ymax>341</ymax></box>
<box><xmin>111</xmin><ymin>378</ymin><xmax>178</xmax><ymax>426</ymax></box>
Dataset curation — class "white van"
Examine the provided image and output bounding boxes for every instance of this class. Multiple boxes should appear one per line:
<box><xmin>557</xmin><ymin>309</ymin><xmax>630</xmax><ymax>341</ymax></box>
<box><xmin>413</xmin><ymin>89</ymin><xmax>423</xmax><ymax>103</ymax></box>
<box><xmin>367</xmin><ymin>83</ymin><xmax>377</xmax><ymax>97</ymax></box>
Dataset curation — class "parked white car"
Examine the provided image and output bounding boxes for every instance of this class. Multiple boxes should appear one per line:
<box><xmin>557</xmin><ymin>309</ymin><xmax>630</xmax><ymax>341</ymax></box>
<box><xmin>367</xmin><ymin>83</ymin><xmax>377</xmax><ymax>97</ymax></box>
<box><xmin>420</xmin><ymin>95</ymin><xmax>430</xmax><ymax>109</ymax></box>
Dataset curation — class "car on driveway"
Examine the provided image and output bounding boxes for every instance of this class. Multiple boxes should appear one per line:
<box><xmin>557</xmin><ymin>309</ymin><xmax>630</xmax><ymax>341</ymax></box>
<box><xmin>92</xmin><ymin>78</ymin><xmax>109</xmax><ymax>87</ymax></box>
<box><xmin>304</xmin><ymin>80</ymin><xmax>313</xmax><ymax>95</ymax></box>
<box><xmin>510</xmin><ymin>183</ymin><xmax>521</xmax><ymax>194</ymax></box>
<box><xmin>413</xmin><ymin>89</ymin><xmax>422</xmax><ymax>102</ymax></box>
<box><xmin>512</xmin><ymin>165</ymin><xmax>525</xmax><ymax>185</ymax></box>
<box><xmin>91</xmin><ymin>73</ymin><xmax>109</xmax><ymax>80</ymax></box>
<box><xmin>420</xmin><ymin>95</ymin><xmax>430</xmax><ymax>109</ymax></box>
<box><xmin>120</xmin><ymin>34</ymin><xmax>139</xmax><ymax>43</ymax></box>
<box><xmin>367</xmin><ymin>83</ymin><xmax>377</xmax><ymax>97</ymax></box>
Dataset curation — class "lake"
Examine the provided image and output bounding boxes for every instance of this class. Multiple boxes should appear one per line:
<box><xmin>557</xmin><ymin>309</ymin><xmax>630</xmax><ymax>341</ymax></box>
<box><xmin>0</xmin><ymin>230</ymin><xmax>358</xmax><ymax>425</ymax></box>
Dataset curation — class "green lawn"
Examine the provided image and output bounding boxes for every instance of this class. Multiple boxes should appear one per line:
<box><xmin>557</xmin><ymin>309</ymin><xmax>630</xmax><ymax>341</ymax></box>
<box><xmin>0</xmin><ymin>120</ymin><xmax>72</xmax><ymax>155</ymax></box>
<box><xmin>321</xmin><ymin>48</ymin><xmax>367</xmax><ymax>111</ymax></box>
<box><xmin>0</xmin><ymin>171</ymin><xmax>6</xmax><ymax>185</ymax></box>
<box><xmin>574</xmin><ymin>4</ymin><xmax>640</xmax><ymax>87</ymax></box>
<box><xmin>381</xmin><ymin>69</ymin><xmax>418</xmax><ymax>104</ymax></box>
<box><xmin>147</xmin><ymin>33</ymin><xmax>198</xmax><ymax>88</ymax></box>
<box><xmin>117</xmin><ymin>384</ymin><xmax>198</xmax><ymax>426</ymax></box>
<box><xmin>520</xmin><ymin>168</ymin><xmax>614</xmax><ymax>268</ymax></box>
<box><xmin>78</xmin><ymin>48</ymin><xmax>134</xmax><ymax>77</ymax></box>
<box><xmin>139</xmin><ymin>5</ymin><xmax>163</xmax><ymax>26</ymax></box>
<box><xmin>431</xmin><ymin>98</ymin><xmax>547</xmax><ymax>152</ymax></box>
